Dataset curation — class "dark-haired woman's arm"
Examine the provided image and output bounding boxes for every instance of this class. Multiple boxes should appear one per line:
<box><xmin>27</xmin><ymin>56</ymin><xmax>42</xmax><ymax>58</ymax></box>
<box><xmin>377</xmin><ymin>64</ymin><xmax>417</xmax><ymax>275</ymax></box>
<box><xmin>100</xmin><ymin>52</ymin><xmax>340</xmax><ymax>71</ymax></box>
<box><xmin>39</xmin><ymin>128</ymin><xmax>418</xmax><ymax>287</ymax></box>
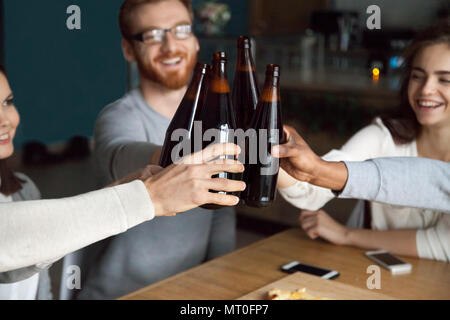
<box><xmin>0</xmin><ymin>143</ymin><xmax>245</xmax><ymax>272</ymax></box>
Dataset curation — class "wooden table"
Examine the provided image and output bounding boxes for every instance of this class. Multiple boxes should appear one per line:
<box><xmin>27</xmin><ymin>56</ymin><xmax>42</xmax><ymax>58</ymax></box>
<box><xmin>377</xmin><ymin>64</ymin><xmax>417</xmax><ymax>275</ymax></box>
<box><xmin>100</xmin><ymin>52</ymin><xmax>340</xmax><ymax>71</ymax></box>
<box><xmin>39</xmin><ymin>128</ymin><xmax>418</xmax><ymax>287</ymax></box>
<box><xmin>121</xmin><ymin>228</ymin><xmax>450</xmax><ymax>300</ymax></box>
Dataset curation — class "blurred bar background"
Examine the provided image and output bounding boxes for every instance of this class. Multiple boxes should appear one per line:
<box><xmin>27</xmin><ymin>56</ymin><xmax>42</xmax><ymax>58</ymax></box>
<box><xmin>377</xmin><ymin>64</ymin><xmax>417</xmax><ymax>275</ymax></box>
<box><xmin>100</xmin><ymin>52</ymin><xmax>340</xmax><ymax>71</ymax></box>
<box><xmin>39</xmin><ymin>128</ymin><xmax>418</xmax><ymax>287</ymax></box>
<box><xmin>1</xmin><ymin>0</ymin><xmax>449</xmax><ymax>298</ymax></box>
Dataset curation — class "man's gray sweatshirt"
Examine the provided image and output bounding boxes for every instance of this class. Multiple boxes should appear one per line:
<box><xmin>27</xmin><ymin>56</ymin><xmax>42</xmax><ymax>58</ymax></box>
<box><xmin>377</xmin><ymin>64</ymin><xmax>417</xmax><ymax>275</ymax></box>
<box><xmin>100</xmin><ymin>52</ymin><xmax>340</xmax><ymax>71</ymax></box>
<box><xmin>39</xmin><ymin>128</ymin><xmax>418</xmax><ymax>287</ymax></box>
<box><xmin>77</xmin><ymin>88</ymin><xmax>236</xmax><ymax>299</ymax></box>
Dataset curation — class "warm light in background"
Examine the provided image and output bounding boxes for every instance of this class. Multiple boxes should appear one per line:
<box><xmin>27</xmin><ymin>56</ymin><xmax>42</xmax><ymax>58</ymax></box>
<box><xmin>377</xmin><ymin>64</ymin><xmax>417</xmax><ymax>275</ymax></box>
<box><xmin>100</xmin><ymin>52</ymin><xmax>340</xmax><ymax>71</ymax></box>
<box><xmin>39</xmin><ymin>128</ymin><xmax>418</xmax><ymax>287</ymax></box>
<box><xmin>372</xmin><ymin>68</ymin><xmax>380</xmax><ymax>77</ymax></box>
<box><xmin>372</xmin><ymin>67</ymin><xmax>380</xmax><ymax>82</ymax></box>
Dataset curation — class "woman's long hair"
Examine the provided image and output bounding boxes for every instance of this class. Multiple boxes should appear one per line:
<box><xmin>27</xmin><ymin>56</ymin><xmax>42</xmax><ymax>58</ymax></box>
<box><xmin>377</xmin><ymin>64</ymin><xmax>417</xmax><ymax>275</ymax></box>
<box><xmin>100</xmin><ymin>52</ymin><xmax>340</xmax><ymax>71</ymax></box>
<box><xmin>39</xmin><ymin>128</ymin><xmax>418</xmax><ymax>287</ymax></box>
<box><xmin>0</xmin><ymin>64</ymin><xmax>23</xmax><ymax>196</ymax></box>
<box><xmin>381</xmin><ymin>19</ymin><xmax>450</xmax><ymax>144</ymax></box>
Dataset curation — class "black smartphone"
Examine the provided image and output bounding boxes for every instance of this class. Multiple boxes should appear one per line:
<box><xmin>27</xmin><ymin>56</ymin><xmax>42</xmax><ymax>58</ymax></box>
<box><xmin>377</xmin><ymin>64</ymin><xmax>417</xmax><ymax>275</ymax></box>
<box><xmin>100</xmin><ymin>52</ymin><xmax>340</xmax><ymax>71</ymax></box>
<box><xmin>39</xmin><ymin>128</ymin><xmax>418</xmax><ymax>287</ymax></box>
<box><xmin>281</xmin><ymin>261</ymin><xmax>340</xmax><ymax>279</ymax></box>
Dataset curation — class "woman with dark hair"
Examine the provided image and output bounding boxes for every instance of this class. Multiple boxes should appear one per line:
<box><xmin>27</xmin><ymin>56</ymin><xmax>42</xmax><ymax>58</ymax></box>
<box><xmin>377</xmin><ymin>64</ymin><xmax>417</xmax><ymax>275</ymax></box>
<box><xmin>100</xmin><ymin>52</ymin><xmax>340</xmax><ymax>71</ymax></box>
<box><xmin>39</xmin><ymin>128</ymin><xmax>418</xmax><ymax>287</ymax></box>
<box><xmin>277</xmin><ymin>20</ymin><xmax>450</xmax><ymax>262</ymax></box>
<box><xmin>0</xmin><ymin>65</ymin><xmax>50</xmax><ymax>299</ymax></box>
<box><xmin>0</xmin><ymin>65</ymin><xmax>245</xmax><ymax>299</ymax></box>
<box><xmin>0</xmin><ymin>66</ymin><xmax>24</xmax><ymax>196</ymax></box>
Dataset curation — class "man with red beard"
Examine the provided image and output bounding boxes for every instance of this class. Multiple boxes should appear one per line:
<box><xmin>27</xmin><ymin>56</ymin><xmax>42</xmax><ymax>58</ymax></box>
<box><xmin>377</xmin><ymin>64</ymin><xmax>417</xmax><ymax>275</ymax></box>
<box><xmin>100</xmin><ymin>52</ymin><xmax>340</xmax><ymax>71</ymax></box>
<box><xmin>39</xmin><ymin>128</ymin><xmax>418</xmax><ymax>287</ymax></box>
<box><xmin>77</xmin><ymin>0</ymin><xmax>237</xmax><ymax>299</ymax></box>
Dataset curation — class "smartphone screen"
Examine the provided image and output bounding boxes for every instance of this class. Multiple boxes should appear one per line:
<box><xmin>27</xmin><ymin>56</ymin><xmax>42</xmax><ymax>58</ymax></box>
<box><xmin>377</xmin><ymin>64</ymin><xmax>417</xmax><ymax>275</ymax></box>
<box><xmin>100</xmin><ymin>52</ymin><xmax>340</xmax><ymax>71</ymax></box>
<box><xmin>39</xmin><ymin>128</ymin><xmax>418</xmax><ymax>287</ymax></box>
<box><xmin>370</xmin><ymin>252</ymin><xmax>406</xmax><ymax>266</ymax></box>
<box><xmin>281</xmin><ymin>261</ymin><xmax>336</xmax><ymax>277</ymax></box>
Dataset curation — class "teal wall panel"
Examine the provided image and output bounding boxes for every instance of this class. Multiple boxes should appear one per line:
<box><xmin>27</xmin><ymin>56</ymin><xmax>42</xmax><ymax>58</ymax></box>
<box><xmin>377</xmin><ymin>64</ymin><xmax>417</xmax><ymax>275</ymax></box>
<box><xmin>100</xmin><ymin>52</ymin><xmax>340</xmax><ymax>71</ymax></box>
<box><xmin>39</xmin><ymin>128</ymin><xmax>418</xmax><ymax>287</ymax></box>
<box><xmin>4</xmin><ymin>0</ymin><xmax>126</xmax><ymax>148</ymax></box>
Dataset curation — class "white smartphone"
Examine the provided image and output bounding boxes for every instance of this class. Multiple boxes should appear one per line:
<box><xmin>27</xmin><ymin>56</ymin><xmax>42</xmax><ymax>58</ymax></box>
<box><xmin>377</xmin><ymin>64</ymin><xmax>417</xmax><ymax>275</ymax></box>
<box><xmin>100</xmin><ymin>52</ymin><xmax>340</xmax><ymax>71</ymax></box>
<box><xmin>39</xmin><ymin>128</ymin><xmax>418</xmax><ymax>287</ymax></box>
<box><xmin>281</xmin><ymin>261</ymin><xmax>339</xmax><ymax>280</ymax></box>
<box><xmin>365</xmin><ymin>250</ymin><xmax>412</xmax><ymax>275</ymax></box>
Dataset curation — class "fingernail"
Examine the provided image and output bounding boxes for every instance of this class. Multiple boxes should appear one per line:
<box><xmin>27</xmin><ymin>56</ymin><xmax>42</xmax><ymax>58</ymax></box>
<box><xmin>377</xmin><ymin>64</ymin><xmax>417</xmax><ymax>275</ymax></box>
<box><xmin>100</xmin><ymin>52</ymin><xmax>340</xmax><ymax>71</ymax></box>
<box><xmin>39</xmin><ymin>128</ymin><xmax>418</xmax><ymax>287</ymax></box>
<box><xmin>241</xmin><ymin>182</ymin><xmax>246</xmax><ymax>190</ymax></box>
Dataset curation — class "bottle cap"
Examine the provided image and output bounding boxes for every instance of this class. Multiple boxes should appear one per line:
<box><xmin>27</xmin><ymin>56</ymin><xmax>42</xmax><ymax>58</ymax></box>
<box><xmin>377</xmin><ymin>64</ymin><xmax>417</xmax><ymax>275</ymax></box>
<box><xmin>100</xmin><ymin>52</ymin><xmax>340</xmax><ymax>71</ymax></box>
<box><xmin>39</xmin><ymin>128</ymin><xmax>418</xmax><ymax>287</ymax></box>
<box><xmin>237</xmin><ymin>36</ymin><xmax>251</xmax><ymax>49</ymax></box>
<box><xmin>195</xmin><ymin>62</ymin><xmax>210</xmax><ymax>74</ymax></box>
<box><xmin>266</xmin><ymin>64</ymin><xmax>281</xmax><ymax>77</ymax></box>
<box><xmin>213</xmin><ymin>51</ymin><xmax>227</xmax><ymax>62</ymax></box>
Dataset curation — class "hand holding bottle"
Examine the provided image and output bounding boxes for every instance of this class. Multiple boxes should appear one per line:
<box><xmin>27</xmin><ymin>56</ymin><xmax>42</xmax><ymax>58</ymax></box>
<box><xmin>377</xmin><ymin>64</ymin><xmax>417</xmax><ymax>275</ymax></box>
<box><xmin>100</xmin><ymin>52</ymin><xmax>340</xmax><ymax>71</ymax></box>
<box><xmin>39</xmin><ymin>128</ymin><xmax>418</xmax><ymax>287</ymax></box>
<box><xmin>145</xmin><ymin>142</ymin><xmax>245</xmax><ymax>217</ymax></box>
<box><xmin>272</xmin><ymin>126</ymin><xmax>348</xmax><ymax>191</ymax></box>
<box><xmin>242</xmin><ymin>64</ymin><xmax>284</xmax><ymax>207</ymax></box>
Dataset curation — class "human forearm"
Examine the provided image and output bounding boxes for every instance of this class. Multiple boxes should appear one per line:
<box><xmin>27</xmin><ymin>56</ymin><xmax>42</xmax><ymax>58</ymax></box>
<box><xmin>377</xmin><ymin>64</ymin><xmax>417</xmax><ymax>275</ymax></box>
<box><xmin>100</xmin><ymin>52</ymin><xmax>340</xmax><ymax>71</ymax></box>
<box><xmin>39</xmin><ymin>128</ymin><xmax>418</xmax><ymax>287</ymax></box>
<box><xmin>0</xmin><ymin>181</ymin><xmax>154</xmax><ymax>272</ymax></box>
<box><xmin>276</xmin><ymin>153</ymin><xmax>345</xmax><ymax>211</ymax></box>
<box><xmin>277</xmin><ymin>140</ymin><xmax>450</xmax><ymax>212</ymax></box>
<box><xmin>341</xmin><ymin>158</ymin><xmax>450</xmax><ymax>212</ymax></box>
<box><xmin>345</xmin><ymin>229</ymin><xmax>418</xmax><ymax>257</ymax></box>
<box><xmin>273</xmin><ymin>126</ymin><xmax>349</xmax><ymax>191</ymax></box>
<box><xmin>311</xmin><ymin>160</ymin><xmax>348</xmax><ymax>191</ymax></box>
<box><xmin>0</xmin><ymin>143</ymin><xmax>246</xmax><ymax>273</ymax></box>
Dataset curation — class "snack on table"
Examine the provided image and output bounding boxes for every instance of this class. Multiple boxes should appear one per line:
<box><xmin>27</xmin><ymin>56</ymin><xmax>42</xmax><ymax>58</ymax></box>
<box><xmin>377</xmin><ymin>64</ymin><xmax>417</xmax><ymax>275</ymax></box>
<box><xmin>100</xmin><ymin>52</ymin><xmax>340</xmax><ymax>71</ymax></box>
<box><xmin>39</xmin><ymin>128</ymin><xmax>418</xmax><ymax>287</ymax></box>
<box><xmin>267</xmin><ymin>288</ymin><xmax>329</xmax><ymax>300</ymax></box>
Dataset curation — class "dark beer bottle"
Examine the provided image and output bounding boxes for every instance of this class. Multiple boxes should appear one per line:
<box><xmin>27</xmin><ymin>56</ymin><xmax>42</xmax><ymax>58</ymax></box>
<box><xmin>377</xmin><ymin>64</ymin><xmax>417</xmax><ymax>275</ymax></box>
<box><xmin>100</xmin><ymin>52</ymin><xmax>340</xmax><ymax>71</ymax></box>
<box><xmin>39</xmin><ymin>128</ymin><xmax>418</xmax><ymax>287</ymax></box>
<box><xmin>242</xmin><ymin>64</ymin><xmax>285</xmax><ymax>208</ymax></box>
<box><xmin>199</xmin><ymin>51</ymin><xmax>237</xmax><ymax>210</ymax></box>
<box><xmin>232</xmin><ymin>36</ymin><xmax>260</xmax><ymax>195</ymax></box>
<box><xmin>159</xmin><ymin>63</ymin><xmax>210</xmax><ymax>167</ymax></box>
<box><xmin>232</xmin><ymin>36</ymin><xmax>260</xmax><ymax>130</ymax></box>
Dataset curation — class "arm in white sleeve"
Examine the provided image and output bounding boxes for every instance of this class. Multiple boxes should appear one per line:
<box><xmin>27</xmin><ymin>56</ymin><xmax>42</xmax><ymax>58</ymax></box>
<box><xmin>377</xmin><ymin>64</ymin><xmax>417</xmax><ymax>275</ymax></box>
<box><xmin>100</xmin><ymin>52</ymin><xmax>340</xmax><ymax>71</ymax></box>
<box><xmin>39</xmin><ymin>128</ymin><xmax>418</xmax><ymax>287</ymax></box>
<box><xmin>94</xmin><ymin>104</ymin><xmax>160</xmax><ymax>182</ymax></box>
<box><xmin>278</xmin><ymin>119</ymin><xmax>390</xmax><ymax>210</ymax></box>
<box><xmin>416</xmin><ymin>214</ymin><xmax>450</xmax><ymax>262</ymax></box>
<box><xmin>0</xmin><ymin>181</ymin><xmax>155</xmax><ymax>272</ymax></box>
<box><xmin>339</xmin><ymin>158</ymin><xmax>450</xmax><ymax>213</ymax></box>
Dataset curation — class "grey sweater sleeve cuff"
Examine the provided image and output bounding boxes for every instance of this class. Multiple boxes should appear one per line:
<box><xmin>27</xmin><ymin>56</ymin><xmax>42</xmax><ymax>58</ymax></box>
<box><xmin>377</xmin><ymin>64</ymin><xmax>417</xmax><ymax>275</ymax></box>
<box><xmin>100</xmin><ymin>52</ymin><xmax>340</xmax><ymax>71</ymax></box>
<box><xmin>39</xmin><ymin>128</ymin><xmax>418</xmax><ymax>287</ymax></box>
<box><xmin>337</xmin><ymin>160</ymin><xmax>381</xmax><ymax>201</ymax></box>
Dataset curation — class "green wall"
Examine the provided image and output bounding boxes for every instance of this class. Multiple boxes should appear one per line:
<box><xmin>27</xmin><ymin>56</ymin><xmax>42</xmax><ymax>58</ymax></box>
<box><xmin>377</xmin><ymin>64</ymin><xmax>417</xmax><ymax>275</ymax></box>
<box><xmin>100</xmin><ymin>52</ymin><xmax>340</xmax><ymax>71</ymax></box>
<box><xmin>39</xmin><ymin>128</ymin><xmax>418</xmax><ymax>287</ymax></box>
<box><xmin>4</xmin><ymin>0</ymin><xmax>126</xmax><ymax>148</ymax></box>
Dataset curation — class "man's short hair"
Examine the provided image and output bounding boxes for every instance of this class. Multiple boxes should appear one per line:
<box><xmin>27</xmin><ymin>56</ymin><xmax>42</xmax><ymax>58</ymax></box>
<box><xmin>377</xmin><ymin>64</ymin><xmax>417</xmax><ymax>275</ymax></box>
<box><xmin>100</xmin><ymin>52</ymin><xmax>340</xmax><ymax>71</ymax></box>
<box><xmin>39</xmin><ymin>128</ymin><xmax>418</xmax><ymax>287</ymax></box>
<box><xmin>119</xmin><ymin>0</ymin><xmax>193</xmax><ymax>39</ymax></box>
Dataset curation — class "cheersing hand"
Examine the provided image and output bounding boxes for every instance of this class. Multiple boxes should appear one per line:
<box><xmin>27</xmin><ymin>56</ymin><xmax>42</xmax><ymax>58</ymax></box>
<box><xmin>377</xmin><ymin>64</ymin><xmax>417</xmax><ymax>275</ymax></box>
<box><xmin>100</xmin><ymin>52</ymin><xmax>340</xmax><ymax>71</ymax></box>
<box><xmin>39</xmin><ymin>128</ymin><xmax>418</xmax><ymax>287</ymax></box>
<box><xmin>272</xmin><ymin>125</ymin><xmax>323</xmax><ymax>184</ymax></box>
<box><xmin>143</xmin><ymin>143</ymin><xmax>245</xmax><ymax>217</ymax></box>
<box><xmin>272</xmin><ymin>126</ymin><xmax>348</xmax><ymax>191</ymax></box>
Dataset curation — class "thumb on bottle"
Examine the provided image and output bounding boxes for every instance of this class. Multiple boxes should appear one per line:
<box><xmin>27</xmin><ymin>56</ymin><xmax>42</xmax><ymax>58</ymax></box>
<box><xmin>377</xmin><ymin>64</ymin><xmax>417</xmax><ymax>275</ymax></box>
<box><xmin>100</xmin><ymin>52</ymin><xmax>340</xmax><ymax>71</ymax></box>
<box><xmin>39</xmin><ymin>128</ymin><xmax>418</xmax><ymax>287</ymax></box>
<box><xmin>271</xmin><ymin>145</ymin><xmax>286</xmax><ymax>158</ymax></box>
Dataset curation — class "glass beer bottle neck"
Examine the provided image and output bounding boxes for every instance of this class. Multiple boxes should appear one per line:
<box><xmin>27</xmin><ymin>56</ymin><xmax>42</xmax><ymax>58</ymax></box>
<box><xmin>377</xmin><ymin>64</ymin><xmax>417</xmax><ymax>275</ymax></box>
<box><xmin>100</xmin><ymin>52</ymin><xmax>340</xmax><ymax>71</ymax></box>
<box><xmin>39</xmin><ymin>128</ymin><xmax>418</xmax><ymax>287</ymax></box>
<box><xmin>211</xmin><ymin>61</ymin><xmax>230</xmax><ymax>93</ymax></box>
<box><xmin>236</xmin><ymin>49</ymin><xmax>256</xmax><ymax>72</ymax></box>
<box><xmin>185</xmin><ymin>73</ymin><xmax>206</xmax><ymax>99</ymax></box>
<box><xmin>261</xmin><ymin>80</ymin><xmax>279</xmax><ymax>102</ymax></box>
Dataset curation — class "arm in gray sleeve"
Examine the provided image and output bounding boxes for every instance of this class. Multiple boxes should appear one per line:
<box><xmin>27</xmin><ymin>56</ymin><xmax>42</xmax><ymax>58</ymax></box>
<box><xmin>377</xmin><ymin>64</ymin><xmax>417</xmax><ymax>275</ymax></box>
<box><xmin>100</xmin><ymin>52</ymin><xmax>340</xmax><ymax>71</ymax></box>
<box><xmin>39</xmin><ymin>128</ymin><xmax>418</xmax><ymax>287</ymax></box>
<box><xmin>338</xmin><ymin>158</ymin><xmax>450</xmax><ymax>213</ymax></box>
<box><xmin>94</xmin><ymin>104</ymin><xmax>160</xmax><ymax>182</ymax></box>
